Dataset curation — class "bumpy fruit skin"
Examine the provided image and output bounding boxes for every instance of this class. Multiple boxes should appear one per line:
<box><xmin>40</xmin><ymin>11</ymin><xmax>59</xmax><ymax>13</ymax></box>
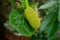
<box><xmin>25</xmin><ymin>7</ymin><xmax>41</xmax><ymax>29</ymax></box>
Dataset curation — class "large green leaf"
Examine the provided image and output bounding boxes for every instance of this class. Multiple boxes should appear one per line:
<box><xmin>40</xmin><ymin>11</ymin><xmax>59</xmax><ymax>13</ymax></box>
<box><xmin>9</xmin><ymin>9</ymin><xmax>35</xmax><ymax>37</ymax></box>
<box><xmin>40</xmin><ymin>10</ymin><xmax>57</xmax><ymax>32</ymax></box>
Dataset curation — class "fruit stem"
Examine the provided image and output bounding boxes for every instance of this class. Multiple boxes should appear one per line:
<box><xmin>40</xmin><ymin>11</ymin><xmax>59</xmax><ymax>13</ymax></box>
<box><xmin>22</xmin><ymin>0</ymin><xmax>29</xmax><ymax>8</ymax></box>
<box><xmin>25</xmin><ymin>0</ymin><xmax>29</xmax><ymax>8</ymax></box>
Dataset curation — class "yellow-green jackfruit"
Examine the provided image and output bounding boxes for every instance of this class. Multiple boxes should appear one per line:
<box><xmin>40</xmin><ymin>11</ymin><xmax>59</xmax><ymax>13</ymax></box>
<box><xmin>25</xmin><ymin>7</ymin><xmax>41</xmax><ymax>29</ymax></box>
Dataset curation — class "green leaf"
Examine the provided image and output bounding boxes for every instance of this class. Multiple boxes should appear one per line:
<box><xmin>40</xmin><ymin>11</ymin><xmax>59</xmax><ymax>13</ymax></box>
<box><xmin>46</xmin><ymin>18</ymin><xmax>58</xmax><ymax>38</ymax></box>
<box><xmin>8</xmin><ymin>0</ymin><xmax>16</xmax><ymax>5</ymax></box>
<box><xmin>39</xmin><ymin>1</ymin><xmax>57</xmax><ymax>9</ymax></box>
<box><xmin>9</xmin><ymin>9</ymin><xmax>35</xmax><ymax>37</ymax></box>
<box><xmin>40</xmin><ymin>10</ymin><xmax>57</xmax><ymax>32</ymax></box>
<box><xmin>30</xmin><ymin>2</ymin><xmax>38</xmax><ymax>7</ymax></box>
<box><xmin>58</xmin><ymin>5</ymin><xmax>60</xmax><ymax>22</ymax></box>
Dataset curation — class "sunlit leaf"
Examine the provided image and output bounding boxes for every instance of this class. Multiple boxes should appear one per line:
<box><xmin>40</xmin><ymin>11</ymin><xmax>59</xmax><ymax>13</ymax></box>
<box><xmin>9</xmin><ymin>9</ymin><xmax>35</xmax><ymax>37</ymax></box>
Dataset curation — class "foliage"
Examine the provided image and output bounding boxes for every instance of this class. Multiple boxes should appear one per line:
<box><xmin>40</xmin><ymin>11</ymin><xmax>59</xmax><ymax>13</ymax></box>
<box><xmin>9</xmin><ymin>9</ymin><xmax>35</xmax><ymax>37</ymax></box>
<box><xmin>8</xmin><ymin>0</ymin><xmax>60</xmax><ymax>40</ymax></box>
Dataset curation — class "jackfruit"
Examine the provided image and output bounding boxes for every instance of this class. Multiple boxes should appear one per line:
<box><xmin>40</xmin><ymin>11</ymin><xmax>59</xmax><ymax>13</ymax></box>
<box><xmin>25</xmin><ymin>7</ymin><xmax>41</xmax><ymax>29</ymax></box>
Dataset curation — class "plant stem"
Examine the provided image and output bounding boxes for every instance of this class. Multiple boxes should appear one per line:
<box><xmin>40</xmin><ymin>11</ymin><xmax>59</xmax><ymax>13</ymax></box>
<box><xmin>25</xmin><ymin>0</ymin><xmax>29</xmax><ymax>8</ymax></box>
